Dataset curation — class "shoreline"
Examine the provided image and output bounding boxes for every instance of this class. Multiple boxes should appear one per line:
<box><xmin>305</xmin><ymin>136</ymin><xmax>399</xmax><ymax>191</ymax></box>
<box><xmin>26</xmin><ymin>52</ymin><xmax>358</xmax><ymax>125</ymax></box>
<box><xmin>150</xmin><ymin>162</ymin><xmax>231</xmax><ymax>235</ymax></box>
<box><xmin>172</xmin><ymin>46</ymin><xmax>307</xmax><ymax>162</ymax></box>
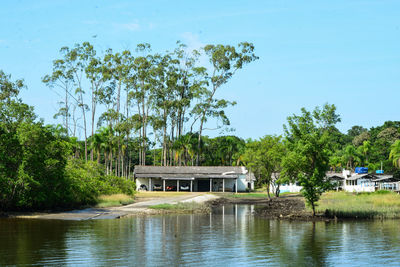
<box><xmin>3</xmin><ymin>192</ymin><xmax>400</xmax><ymax>221</ymax></box>
<box><xmin>1</xmin><ymin>192</ymin><xmax>219</xmax><ymax>220</ymax></box>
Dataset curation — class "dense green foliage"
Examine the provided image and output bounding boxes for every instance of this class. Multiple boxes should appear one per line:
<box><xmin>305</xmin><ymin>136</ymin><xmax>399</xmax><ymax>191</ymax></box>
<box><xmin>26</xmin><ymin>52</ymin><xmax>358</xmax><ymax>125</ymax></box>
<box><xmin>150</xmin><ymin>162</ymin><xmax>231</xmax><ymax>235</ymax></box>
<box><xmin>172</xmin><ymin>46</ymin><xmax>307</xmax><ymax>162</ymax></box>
<box><xmin>241</xmin><ymin>135</ymin><xmax>285</xmax><ymax>198</ymax></box>
<box><xmin>0</xmin><ymin>71</ymin><xmax>135</xmax><ymax>211</ymax></box>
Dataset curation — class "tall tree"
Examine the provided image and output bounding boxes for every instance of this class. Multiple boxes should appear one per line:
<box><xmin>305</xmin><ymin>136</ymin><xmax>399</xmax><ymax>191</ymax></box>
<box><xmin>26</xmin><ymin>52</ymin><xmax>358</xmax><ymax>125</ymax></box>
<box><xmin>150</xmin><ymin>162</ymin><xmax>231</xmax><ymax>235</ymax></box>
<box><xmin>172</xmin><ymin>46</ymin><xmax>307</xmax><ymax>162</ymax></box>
<box><xmin>194</xmin><ymin>42</ymin><xmax>258</xmax><ymax>165</ymax></box>
<box><xmin>282</xmin><ymin>104</ymin><xmax>340</xmax><ymax>216</ymax></box>
<box><xmin>42</xmin><ymin>60</ymin><xmax>74</xmax><ymax>136</ymax></box>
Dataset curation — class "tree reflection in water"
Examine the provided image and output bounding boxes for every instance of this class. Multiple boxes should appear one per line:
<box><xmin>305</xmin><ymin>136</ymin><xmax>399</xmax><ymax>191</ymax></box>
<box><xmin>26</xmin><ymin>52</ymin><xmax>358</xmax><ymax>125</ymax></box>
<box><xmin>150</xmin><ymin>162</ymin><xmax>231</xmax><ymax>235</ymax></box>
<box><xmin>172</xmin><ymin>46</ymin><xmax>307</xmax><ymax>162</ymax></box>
<box><xmin>1</xmin><ymin>206</ymin><xmax>400</xmax><ymax>266</ymax></box>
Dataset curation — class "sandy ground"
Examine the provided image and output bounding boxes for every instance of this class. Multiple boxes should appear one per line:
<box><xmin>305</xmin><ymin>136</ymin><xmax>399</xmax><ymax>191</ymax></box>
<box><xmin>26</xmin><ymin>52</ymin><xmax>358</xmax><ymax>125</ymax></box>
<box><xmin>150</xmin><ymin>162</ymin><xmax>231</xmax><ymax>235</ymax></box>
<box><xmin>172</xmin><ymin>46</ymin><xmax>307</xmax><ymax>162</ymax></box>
<box><xmin>9</xmin><ymin>192</ymin><xmax>219</xmax><ymax>221</ymax></box>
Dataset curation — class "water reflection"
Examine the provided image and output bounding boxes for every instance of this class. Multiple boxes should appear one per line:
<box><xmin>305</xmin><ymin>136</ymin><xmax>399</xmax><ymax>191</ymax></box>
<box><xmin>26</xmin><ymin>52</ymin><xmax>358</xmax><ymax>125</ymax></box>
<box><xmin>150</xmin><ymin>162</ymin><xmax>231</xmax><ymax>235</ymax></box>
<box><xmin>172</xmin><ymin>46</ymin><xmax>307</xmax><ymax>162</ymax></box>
<box><xmin>1</xmin><ymin>205</ymin><xmax>400</xmax><ymax>266</ymax></box>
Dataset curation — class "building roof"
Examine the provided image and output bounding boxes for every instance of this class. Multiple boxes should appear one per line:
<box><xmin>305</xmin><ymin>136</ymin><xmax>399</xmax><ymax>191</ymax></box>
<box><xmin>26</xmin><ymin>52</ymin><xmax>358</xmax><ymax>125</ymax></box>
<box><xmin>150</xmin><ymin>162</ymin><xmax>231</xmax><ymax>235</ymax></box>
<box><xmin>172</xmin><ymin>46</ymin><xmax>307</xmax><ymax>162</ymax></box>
<box><xmin>345</xmin><ymin>173</ymin><xmax>375</xmax><ymax>180</ymax></box>
<box><xmin>345</xmin><ymin>173</ymin><xmax>395</xmax><ymax>181</ymax></box>
<box><xmin>326</xmin><ymin>173</ymin><xmax>345</xmax><ymax>180</ymax></box>
<box><xmin>134</xmin><ymin>166</ymin><xmax>248</xmax><ymax>179</ymax></box>
<box><xmin>371</xmin><ymin>175</ymin><xmax>397</xmax><ymax>182</ymax></box>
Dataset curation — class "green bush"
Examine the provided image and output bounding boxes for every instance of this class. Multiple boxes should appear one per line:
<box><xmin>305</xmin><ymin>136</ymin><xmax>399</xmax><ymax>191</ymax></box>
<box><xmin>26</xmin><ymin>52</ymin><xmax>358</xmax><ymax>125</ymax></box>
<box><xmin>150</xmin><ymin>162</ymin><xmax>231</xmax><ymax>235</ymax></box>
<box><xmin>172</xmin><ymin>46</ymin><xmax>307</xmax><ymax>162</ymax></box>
<box><xmin>65</xmin><ymin>159</ymin><xmax>135</xmax><ymax>207</ymax></box>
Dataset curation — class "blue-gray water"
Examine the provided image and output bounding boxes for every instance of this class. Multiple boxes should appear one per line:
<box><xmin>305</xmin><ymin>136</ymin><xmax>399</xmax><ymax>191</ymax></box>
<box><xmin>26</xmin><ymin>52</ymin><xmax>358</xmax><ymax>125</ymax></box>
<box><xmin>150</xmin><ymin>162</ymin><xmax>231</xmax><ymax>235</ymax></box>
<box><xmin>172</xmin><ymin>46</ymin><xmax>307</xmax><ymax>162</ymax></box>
<box><xmin>1</xmin><ymin>205</ymin><xmax>400</xmax><ymax>266</ymax></box>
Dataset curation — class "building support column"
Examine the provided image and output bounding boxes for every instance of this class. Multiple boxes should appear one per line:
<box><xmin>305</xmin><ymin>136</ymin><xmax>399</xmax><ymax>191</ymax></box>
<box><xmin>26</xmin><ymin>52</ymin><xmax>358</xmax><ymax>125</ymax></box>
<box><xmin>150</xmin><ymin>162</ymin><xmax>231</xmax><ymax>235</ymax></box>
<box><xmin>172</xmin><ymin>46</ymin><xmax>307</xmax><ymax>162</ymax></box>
<box><xmin>149</xmin><ymin>178</ymin><xmax>152</xmax><ymax>191</ymax></box>
<box><xmin>235</xmin><ymin>178</ymin><xmax>238</xmax><ymax>193</ymax></box>
<box><xmin>177</xmin><ymin>180</ymin><xmax>180</xmax><ymax>192</ymax></box>
<box><xmin>190</xmin><ymin>180</ymin><xmax>193</xmax><ymax>192</ymax></box>
<box><xmin>163</xmin><ymin>179</ymin><xmax>165</xmax><ymax>192</ymax></box>
<box><xmin>210</xmin><ymin>178</ymin><xmax>212</xmax><ymax>192</ymax></box>
<box><xmin>223</xmin><ymin>179</ymin><xmax>225</xmax><ymax>193</ymax></box>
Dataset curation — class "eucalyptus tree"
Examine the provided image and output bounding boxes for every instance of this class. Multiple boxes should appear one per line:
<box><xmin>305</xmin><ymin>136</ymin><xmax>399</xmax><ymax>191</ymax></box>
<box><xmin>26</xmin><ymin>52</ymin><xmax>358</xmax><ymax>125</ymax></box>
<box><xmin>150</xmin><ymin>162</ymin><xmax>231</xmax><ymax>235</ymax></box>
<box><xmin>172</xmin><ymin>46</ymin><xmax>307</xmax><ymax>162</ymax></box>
<box><xmin>42</xmin><ymin>59</ymin><xmax>74</xmax><ymax>136</ymax></box>
<box><xmin>44</xmin><ymin>42</ymin><xmax>97</xmax><ymax>161</ymax></box>
<box><xmin>148</xmin><ymin>52</ymin><xmax>174</xmax><ymax>165</ymax></box>
<box><xmin>130</xmin><ymin>43</ymin><xmax>154</xmax><ymax>165</ymax></box>
<box><xmin>171</xmin><ymin>42</ymin><xmax>206</xmax><ymax>139</ymax></box>
<box><xmin>194</xmin><ymin>42</ymin><xmax>258</xmax><ymax>165</ymax></box>
<box><xmin>103</xmin><ymin>49</ymin><xmax>134</xmax><ymax>173</ymax></box>
<box><xmin>85</xmin><ymin>53</ymin><xmax>107</xmax><ymax>160</ymax></box>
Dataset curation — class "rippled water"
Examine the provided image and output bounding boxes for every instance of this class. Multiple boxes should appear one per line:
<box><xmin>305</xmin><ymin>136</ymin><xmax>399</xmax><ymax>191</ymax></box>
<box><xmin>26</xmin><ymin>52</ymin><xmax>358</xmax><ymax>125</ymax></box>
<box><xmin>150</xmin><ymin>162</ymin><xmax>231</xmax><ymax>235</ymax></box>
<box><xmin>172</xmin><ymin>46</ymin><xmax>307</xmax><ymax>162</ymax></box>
<box><xmin>1</xmin><ymin>205</ymin><xmax>400</xmax><ymax>266</ymax></box>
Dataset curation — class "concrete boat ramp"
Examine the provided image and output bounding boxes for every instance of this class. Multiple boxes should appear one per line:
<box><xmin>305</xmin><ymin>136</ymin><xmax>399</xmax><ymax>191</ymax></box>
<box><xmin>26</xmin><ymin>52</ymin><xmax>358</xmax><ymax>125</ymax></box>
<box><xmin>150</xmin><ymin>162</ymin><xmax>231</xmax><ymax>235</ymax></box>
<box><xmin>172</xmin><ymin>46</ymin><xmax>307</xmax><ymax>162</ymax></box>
<box><xmin>12</xmin><ymin>193</ymin><xmax>219</xmax><ymax>221</ymax></box>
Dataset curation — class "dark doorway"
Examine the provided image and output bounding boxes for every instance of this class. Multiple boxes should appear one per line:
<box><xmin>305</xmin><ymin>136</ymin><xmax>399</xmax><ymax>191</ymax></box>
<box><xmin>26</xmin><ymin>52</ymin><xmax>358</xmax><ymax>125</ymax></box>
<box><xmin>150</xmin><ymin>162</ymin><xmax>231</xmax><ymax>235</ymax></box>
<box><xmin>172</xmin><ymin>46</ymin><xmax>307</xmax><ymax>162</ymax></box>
<box><xmin>197</xmin><ymin>179</ymin><xmax>210</xmax><ymax>192</ymax></box>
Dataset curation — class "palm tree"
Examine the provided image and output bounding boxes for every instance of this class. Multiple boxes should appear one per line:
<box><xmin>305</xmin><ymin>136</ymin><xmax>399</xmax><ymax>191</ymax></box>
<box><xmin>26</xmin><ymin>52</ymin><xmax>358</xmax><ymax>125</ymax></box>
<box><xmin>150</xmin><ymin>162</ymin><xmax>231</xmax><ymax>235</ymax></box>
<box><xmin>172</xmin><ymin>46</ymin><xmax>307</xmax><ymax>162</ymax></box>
<box><xmin>89</xmin><ymin>133</ymin><xmax>103</xmax><ymax>163</ymax></box>
<box><xmin>97</xmin><ymin>127</ymin><xmax>114</xmax><ymax>174</ymax></box>
<box><xmin>360</xmin><ymin>140</ymin><xmax>371</xmax><ymax>164</ymax></box>
<box><xmin>389</xmin><ymin>140</ymin><xmax>400</xmax><ymax>168</ymax></box>
<box><xmin>343</xmin><ymin>145</ymin><xmax>357</xmax><ymax>169</ymax></box>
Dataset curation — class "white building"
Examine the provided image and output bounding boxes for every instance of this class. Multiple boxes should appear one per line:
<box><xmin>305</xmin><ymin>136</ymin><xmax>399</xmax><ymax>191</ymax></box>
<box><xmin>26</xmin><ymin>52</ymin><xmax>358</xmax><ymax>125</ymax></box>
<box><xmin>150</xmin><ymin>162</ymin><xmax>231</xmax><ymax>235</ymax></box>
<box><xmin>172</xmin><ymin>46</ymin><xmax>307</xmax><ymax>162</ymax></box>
<box><xmin>134</xmin><ymin>166</ymin><xmax>256</xmax><ymax>193</ymax></box>
<box><xmin>277</xmin><ymin>170</ymin><xmax>396</xmax><ymax>193</ymax></box>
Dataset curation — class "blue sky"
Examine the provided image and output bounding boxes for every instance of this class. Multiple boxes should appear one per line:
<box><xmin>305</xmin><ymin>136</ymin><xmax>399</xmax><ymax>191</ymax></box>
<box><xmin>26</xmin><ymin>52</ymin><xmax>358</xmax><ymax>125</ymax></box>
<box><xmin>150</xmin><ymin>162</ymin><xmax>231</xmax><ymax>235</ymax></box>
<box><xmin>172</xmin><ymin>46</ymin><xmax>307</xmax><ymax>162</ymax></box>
<box><xmin>1</xmin><ymin>0</ymin><xmax>399</xmax><ymax>139</ymax></box>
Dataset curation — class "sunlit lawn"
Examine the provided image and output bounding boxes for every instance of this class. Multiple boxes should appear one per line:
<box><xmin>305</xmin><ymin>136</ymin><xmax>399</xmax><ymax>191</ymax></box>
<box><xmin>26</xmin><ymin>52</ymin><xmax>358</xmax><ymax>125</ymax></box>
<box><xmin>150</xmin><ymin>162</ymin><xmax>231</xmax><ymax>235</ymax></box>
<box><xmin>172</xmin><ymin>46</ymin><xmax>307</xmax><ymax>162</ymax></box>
<box><xmin>95</xmin><ymin>194</ymin><xmax>135</xmax><ymax>208</ymax></box>
<box><xmin>149</xmin><ymin>202</ymin><xmax>210</xmax><ymax>213</ymax></box>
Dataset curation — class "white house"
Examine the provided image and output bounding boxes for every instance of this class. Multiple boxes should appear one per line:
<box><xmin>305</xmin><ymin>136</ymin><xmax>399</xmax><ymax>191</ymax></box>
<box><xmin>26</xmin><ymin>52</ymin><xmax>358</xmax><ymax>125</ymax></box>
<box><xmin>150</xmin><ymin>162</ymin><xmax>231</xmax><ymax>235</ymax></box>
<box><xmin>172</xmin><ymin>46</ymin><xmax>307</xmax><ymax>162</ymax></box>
<box><xmin>134</xmin><ymin>166</ymin><xmax>256</xmax><ymax>193</ymax></box>
<box><xmin>277</xmin><ymin>170</ymin><xmax>396</xmax><ymax>193</ymax></box>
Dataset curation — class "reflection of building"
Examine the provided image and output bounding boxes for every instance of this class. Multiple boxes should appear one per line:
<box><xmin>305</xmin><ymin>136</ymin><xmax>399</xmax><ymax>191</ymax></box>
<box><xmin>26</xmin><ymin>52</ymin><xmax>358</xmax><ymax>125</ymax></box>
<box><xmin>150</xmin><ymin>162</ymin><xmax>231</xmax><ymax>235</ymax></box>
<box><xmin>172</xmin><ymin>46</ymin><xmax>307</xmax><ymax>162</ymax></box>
<box><xmin>134</xmin><ymin>166</ymin><xmax>256</xmax><ymax>192</ymax></box>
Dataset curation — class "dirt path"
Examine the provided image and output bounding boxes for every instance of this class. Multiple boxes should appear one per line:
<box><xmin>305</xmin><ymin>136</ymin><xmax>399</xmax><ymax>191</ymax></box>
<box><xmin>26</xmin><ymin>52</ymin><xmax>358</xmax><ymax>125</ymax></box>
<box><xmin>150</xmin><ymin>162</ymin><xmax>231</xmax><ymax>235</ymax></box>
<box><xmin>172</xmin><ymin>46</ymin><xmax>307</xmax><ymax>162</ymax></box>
<box><xmin>10</xmin><ymin>192</ymin><xmax>219</xmax><ymax>221</ymax></box>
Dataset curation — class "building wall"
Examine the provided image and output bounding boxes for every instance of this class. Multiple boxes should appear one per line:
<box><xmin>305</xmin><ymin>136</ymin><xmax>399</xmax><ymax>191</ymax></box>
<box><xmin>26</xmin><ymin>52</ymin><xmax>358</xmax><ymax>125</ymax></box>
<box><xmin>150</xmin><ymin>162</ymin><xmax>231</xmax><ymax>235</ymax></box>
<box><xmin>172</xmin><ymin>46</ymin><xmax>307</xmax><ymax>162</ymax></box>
<box><xmin>280</xmin><ymin>183</ymin><xmax>302</xmax><ymax>193</ymax></box>
<box><xmin>344</xmin><ymin>179</ymin><xmax>375</xmax><ymax>192</ymax></box>
<box><xmin>136</xmin><ymin>177</ymin><xmax>253</xmax><ymax>192</ymax></box>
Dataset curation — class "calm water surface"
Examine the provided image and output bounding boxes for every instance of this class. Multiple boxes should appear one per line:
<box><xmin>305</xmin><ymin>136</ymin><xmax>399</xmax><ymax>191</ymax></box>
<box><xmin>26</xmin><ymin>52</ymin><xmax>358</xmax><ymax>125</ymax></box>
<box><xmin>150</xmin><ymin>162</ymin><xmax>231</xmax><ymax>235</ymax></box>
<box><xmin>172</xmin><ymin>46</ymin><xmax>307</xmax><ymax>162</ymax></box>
<box><xmin>1</xmin><ymin>205</ymin><xmax>400</xmax><ymax>266</ymax></box>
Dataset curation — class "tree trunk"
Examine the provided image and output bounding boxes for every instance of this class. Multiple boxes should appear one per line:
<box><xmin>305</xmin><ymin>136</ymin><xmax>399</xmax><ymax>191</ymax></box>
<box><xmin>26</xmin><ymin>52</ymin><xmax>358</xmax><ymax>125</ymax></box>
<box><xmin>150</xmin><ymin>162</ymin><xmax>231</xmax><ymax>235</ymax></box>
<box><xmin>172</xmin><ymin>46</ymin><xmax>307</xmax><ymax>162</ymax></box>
<box><xmin>196</xmin><ymin>117</ymin><xmax>204</xmax><ymax>166</ymax></box>
<box><xmin>311</xmin><ymin>202</ymin><xmax>316</xmax><ymax>217</ymax></box>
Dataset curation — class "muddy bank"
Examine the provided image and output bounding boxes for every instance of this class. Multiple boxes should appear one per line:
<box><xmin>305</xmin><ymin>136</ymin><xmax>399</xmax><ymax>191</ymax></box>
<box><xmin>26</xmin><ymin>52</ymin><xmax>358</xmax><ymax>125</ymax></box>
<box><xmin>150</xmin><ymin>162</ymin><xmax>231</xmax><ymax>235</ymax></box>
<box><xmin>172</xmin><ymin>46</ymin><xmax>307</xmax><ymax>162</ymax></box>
<box><xmin>4</xmin><ymin>193</ymin><xmax>218</xmax><ymax>220</ymax></box>
<box><xmin>210</xmin><ymin>195</ymin><xmax>331</xmax><ymax>221</ymax></box>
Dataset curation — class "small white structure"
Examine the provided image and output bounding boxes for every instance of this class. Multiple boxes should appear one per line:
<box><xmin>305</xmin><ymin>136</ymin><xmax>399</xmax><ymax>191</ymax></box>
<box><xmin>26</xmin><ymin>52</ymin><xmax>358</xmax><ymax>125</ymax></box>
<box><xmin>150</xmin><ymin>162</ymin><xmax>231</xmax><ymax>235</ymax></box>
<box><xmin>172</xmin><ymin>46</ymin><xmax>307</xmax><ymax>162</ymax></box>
<box><xmin>272</xmin><ymin>170</ymin><xmax>398</xmax><ymax>193</ymax></box>
<box><xmin>279</xmin><ymin>182</ymin><xmax>302</xmax><ymax>193</ymax></box>
<box><xmin>134</xmin><ymin>166</ymin><xmax>256</xmax><ymax>193</ymax></box>
<box><xmin>342</xmin><ymin>171</ymin><xmax>375</xmax><ymax>192</ymax></box>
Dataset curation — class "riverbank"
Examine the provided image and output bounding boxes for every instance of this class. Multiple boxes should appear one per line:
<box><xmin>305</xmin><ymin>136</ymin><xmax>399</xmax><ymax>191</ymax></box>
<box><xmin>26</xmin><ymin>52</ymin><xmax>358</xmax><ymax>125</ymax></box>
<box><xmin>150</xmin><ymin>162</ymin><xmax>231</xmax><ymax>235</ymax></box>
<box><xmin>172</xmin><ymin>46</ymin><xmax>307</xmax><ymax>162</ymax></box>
<box><xmin>317</xmin><ymin>191</ymin><xmax>400</xmax><ymax>219</ymax></box>
<box><xmin>5</xmin><ymin>191</ymin><xmax>400</xmax><ymax>221</ymax></box>
<box><xmin>4</xmin><ymin>192</ymin><xmax>219</xmax><ymax>220</ymax></box>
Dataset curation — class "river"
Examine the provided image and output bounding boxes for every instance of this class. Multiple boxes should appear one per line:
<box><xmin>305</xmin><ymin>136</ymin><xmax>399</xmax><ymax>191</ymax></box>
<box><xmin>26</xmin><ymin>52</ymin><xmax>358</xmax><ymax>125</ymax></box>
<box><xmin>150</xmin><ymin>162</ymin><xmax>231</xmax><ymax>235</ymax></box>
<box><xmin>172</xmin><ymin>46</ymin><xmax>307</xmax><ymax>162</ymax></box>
<box><xmin>1</xmin><ymin>204</ymin><xmax>400</xmax><ymax>266</ymax></box>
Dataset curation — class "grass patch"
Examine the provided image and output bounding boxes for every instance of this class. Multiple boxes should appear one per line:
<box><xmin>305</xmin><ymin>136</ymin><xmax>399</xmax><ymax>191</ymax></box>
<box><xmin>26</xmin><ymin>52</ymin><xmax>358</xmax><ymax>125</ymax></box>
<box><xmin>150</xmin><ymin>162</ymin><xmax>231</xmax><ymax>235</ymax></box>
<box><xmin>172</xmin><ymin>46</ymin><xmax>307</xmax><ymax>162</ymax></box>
<box><xmin>96</xmin><ymin>194</ymin><xmax>135</xmax><ymax>208</ymax></box>
<box><xmin>149</xmin><ymin>202</ymin><xmax>210</xmax><ymax>213</ymax></box>
<box><xmin>316</xmin><ymin>191</ymin><xmax>400</xmax><ymax>219</ymax></box>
